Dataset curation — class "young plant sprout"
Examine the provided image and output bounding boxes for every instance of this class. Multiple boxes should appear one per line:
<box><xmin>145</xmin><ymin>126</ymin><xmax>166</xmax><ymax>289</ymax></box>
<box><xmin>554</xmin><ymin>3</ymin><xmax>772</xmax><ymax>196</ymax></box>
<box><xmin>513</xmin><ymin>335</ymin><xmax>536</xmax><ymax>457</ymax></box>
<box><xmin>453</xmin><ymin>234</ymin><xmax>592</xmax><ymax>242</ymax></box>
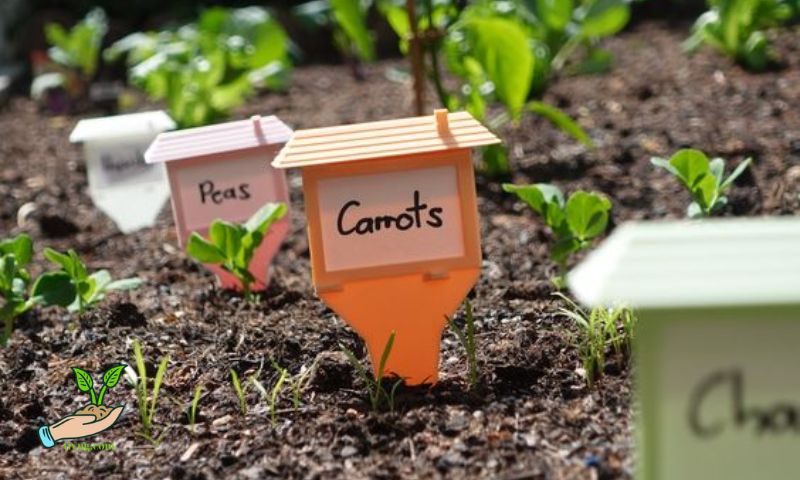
<box><xmin>268</xmin><ymin>363</ymin><xmax>289</xmax><ymax>426</ymax></box>
<box><xmin>188</xmin><ymin>384</ymin><xmax>202</xmax><ymax>435</ymax></box>
<box><xmin>651</xmin><ymin>149</ymin><xmax>752</xmax><ymax>218</ymax></box>
<box><xmin>341</xmin><ymin>331</ymin><xmax>403</xmax><ymax>413</ymax></box>
<box><xmin>555</xmin><ymin>292</ymin><xmax>637</xmax><ymax>386</ymax></box>
<box><xmin>43</xmin><ymin>247</ymin><xmax>143</xmax><ymax>314</ymax></box>
<box><xmin>72</xmin><ymin>364</ymin><xmax>127</xmax><ymax>406</ymax></box>
<box><xmin>446</xmin><ymin>300</ymin><xmax>479</xmax><ymax>391</ymax></box>
<box><xmin>132</xmin><ymin>339</ymin><xmax>170</xmax><ymax>443</ymax></box>
<box><xmin>0</xmin><ymin>234</ymin><xmax>74</xmax><ymax>345</ymax></box>
<box><xmin>683</xmin><ymin>0</ymin><xmax>793</xmax><ymax>71</ymax></box>
<box><xmin>503</xmin><ymin>183</ymin><xmax>612</xmax><ymax>288</ymax></box>
<box><xmin>230</xmin><ymin>369</ymin><xmax>248</xmax><ymax>416</ymax></box>
<box><xmin>186</xmin><ymin>202</ymin><xmax>287</xmax><ymax>302</ymax></box>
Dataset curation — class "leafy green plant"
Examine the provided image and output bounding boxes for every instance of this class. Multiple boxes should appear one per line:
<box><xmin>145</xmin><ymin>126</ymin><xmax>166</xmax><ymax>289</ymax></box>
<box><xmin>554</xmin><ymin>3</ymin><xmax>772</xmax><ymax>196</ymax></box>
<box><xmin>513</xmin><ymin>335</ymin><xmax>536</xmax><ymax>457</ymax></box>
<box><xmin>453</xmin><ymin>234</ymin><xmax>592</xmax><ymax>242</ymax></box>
<box><xmin>105</xmin><ymin>6</ymin><xmax>291</xmax><ymax>127</ymax></box>
<box><xmin>230</xmin><ymin>369</ymin><xmax>248</xmax><ymax>415</ymax></box>
<box><xmin>341</xmin><ymin>331</ymin><xmax>402</xmax><ymax>413</ymax></box>
<box><xmin>379</xmin><ymin>0</ymin><xmax>602</xmax><ymax>175</ymax></box>
<box><xmin>555</xmin><ymin>292</ymin><xmax>637</xmax><ymax>386</ymax></box>
<box><xmin>188</xmin><ymin>384</ymin><xmax>202</xmax><ymax>435</ymax></box>
<box><xmin>683</xmin><ymin>0</ymin><xmax>794</xmax><ymax>70</ymax></box>
<box><xmin>71</xmin><ymin>364</ymin><xmax>127</xmax><ymax>406</ymax></box>
<box><xmin>186</xmin><ymin>202</ymin><xmax>287</xmax><ymax>301</ymax></box>
<box><xmin>0</xmin><ymin>234</ymin><xmax>75</xmax><ymax>346</ymax></box>
<box><xmin>39</xmin><ymin>8</ymin><xmax>108</xmax><ymax>98</ymax></box>
<box><xmin>503</xmin><ymin>183</ymin><xmax>612</xmax><ymax>287</ymax></box>
<box><xmin>294</xmin><ymin>0</ymin><xmax>375</xmax><ymax>71</ymax></box>
<box><xmin>132</xmin><ymin>339</ymin><xmax>170</xmax><ymax>443</ymax></box>
<box><xmin>43</xmin><ymin>248</ymin><xmax>143</xmax><ymax>314</ymax></box>
<box><xmin>446</xmin><ymin>300</ymin><xmax>479</xmax><ymax>390</ymax></box>
<box><xmin>651</xmin><ymin>149</ymin><xmax>752</xmax><ymax>218</ymax></box>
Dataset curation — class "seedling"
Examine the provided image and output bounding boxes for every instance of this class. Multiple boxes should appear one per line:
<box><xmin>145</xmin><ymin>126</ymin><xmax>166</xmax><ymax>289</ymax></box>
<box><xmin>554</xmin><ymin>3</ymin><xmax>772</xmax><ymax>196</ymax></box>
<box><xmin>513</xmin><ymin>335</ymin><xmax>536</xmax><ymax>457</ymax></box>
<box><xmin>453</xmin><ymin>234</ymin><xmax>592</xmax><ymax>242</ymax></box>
<box><xmin>294</xmin><ymin>0</ymin><xmax>375</xmax><ymax>75</ymax></box>
<box><xmin>503</xmin><ymin>183</ymin><xmax>612</xmax><ymax>287</ymax></box>
<box><xmin>186</xmin><ymin>202</ymin><xmax>287</xmax><ymax>301</ymax></box>
<box><xmin>268</xmin><ymin>363</ymin><xmax>289</xmax><ymax>426</ymax></box>
<box><xmin>683</xmin><ymin>0</ymin><xmax>793</xmax><ymax>70</ymax></box>
<box><xmin>446</xmin><ymin>300</ymin><xmax>479</xmax><ymax>390</ymax></box>
<box><xmin>379</xmin><ymin>0</ymin><xmax>604</xmax><ymax>175</ymax></box>
<box><xmin>43</xmin><ymin>247</ymin><xmax>142</xmax><ymax>314</ymax></box>
<box><xmin>34</xmin><ymin>8</ymin><xmax>107</xmax><ymax>101</ymax></box>
<box><xmin>230</xmin><ymin>369</ymin><xmax>248</xmax><ymax>415</ymax></box>
<box><xmin>555</xmin><ymin>292</ymin><xmax>637</xmax><ymax>386</ymax></box>
<box><xmin>651</xmin><ymin>149</ymin><xmax>752</xmax><ymax>218</ymax></box>
<box><xmin>105</xmin><ymin>7</ymin><xmax>291</xmax><ymax>128</ymax></box>
<box><xmin>341</xmin><ymin>331</ymin><xmax>403</xmax><ymax>413</ymax></box>
<box><xmin>0</xmin><ymin>234</ymin><xmax>74</xmax><ymax>346</ymax></box>
<box><xmin>132</xmin><ymin>339</ymin><xmax>170</xmax><ymax>443</ymax></box>
<box><xmin>288</xmin><ymin>359</ymin><xmax>318</xmax><ymax>410</ymax></box>
<box><xmin>72</xmin><ymin>364</ymin><xmax>126</xmax><ymax>406</ymax></box>
<box><xmin>188</xmin><ymin>384</ymin><xmax>202</xmax><ymax>435</ymax></box>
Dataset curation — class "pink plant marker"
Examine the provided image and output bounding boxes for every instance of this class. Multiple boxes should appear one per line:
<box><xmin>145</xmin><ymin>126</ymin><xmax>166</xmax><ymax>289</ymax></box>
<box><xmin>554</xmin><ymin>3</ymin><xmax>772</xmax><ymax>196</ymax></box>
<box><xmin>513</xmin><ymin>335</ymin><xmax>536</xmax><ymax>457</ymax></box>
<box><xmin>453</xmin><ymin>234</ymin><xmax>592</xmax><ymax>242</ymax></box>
<box><xmin>145</xmin><ymin>115</ymin><xmax>292</xmax><ymax>290</ymax></box>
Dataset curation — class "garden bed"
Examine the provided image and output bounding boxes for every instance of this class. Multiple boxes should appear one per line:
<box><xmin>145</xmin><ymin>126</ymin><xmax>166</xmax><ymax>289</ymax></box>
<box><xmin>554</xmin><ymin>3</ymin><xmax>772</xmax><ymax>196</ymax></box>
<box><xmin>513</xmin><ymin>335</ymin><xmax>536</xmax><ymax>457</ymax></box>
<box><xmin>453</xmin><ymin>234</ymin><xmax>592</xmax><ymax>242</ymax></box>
<box><xmin>0</xmin><ymin>20</ymin><xmax>798</xmax><ymax>479</ymax></box>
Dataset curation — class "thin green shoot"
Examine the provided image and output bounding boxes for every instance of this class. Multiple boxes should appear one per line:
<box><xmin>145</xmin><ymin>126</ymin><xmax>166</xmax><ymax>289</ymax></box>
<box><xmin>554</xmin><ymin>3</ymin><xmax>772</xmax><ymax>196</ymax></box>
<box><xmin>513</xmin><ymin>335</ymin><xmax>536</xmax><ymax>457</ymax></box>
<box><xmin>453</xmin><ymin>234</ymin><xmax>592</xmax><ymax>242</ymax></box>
<box><xmin>230</xmin><ymin>369</ymin><xmax>247</xmax><ymax>416</ymax></box>
<box><xmin>189</xmin><ymin>384</ymin><xmax>202</xmax><ymax>435</ymax></box>
<box><xmin>446</xmin><ymin>300</ymin><xmax>479</xmax><ymax>390</ymax></box>
<box><xmin>340</xmin><ymin>331</ymin><xmax>402</xmax><ymax>413</ymax></box>
<box><xmin>132</xmin><ymin>339</ymin><xmax>170</xmax><ymax>443</ymax></box>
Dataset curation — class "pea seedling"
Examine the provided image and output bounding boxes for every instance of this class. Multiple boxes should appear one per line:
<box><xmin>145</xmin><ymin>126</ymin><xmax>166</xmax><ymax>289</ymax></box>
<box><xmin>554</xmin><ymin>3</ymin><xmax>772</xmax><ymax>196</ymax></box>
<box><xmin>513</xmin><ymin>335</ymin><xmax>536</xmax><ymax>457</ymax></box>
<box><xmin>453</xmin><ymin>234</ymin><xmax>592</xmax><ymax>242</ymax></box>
<box><xmin>446</xmin><ymin>300</ymin><xmax>479</xmax><ymax>391</ymax></box>
<box><xmin>43</xmin><ymin>247</ymin><xmax>143</xmax><ymax>314</ymax></box>
<box><xmin>503</xmin><ymin>183</ymin><xmax>612</xmax><ymax>288</ymax></box>
<box><xmin>341</xmin><ymin>331</ymin><xmax>402</xmax><ymax>413</ymax></box>
<box><xmin>683</xmin><ymin>0</ymin><xmax>793</xmax><ymax>70</ymax></box>
<box><xmin>651</xmin><ymin>149</ymin><xmax>752</xmax><ymax>218</ymax></box>
<box><xmin>186</xmin><ymin>202</ymin><xmax>287</xmax><ymax>302</ymax></box>
<box><xmin>0</xmin><ymin>234</ymin><xmax>74</xmax><ymax>345</ymax></box>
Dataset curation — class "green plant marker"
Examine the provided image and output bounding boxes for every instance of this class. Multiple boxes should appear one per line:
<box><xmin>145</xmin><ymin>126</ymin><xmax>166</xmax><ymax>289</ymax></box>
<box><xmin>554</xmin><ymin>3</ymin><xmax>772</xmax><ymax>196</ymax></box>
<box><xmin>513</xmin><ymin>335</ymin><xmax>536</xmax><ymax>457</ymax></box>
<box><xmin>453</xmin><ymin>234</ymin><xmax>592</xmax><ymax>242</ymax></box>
<box><xmin>569</xmin><ymin>217</ymin><xmax>800</xmax><ymax>480</ymax></box>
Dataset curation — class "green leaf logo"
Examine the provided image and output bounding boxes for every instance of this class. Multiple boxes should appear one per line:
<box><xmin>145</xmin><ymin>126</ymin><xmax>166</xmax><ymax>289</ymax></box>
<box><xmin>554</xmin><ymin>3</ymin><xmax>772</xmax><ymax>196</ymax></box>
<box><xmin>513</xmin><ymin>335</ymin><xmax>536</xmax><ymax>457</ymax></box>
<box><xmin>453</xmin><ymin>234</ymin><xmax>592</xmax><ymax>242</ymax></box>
<box><xmin>72</xmin><ymin>367</ymin><xmax>93</xmax><ymax>392</ymax></box>
<box><xmin>103</xmin><ymin>364</ymin><xmax>127</xmax><ymax>388</ymax></box>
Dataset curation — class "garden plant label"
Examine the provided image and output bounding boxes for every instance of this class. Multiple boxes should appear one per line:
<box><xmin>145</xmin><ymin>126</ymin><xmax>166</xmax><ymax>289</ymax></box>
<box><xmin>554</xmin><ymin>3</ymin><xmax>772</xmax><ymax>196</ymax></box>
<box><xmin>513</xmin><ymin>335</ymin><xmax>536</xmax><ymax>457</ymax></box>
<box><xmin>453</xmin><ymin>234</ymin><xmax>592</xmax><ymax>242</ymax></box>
<box><xmin>273</xmin><ymin>110</ymin><xmax>500</xmax><ymax>385</ymax></box>
<box><xmin>69</xmin><ymin>111</ymin><xmax>176</xmax><ymax>233</ymax></box>
<box><xmin>145</xmin><ymin>115</ymin><xmax>292</xmax><ymax>290</ymax></box>
<box><xmin>569</xmin><ymin>218</ymin><xmax>800</xmax><ymax>480</ymax></box>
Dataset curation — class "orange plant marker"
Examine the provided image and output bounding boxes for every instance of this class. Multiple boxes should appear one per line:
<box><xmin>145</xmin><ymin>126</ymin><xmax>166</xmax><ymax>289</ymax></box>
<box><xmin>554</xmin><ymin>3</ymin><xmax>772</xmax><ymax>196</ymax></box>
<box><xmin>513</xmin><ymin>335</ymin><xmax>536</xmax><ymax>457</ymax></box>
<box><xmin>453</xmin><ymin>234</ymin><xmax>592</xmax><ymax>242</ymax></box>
<box><xmin>273</xmin><ymin>110</ymin><xmax>500</xmax><ymax>385</ymax></box>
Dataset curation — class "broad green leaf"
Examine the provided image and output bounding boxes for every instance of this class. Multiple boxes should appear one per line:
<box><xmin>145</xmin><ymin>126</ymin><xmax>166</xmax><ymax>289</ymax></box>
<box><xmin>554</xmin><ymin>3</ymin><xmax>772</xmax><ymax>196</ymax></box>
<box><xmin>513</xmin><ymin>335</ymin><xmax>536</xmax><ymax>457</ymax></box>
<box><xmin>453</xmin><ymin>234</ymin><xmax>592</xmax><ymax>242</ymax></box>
<box><xmin>480</xmin><ymin>144</ymin><xmax>509</xmax><ymax>176</ymax></box>
<box><xmin>503</xmin><ymin>183</ymin><xmax>564</xmax><ymax>217</ymax></box>
<box><xmin>244</xmin><ymin>202</ymin><xmax>288</xmax><ymax>234</ymax></box>
<box><xmin>72</xmin><ymin>367</ymin><xmax>94</xmax><ymax>392</ymax></box>
<box><xmin>580</xmin><ymin>0</ymin><xmax>630</xmax><ymax>38</ymax></box>
<box><xmin>565</xmin><ymin>191</ymin><xmax>612</xmax><ymax>240</ymax></box>
<box><xmin>0</xmin><ymin>234</ymin><xmax>33</xmax><ymax>266</ymax></box>
<box><xmin>68</xmin><ymin>250</ymin><xmax>88</xmax><ymax>280</ymax></box>
<box><xmin>461</xmin><ymin>14</ymin><xmax>535</xmax><ymax>120</ymax></box>
<box><xmin>536</xmin><ymin>0</ymin><xmax>574</xmax><ymax>31</ymax></box>
<box><xmin>106</xmin><ymin>278</ymin><xmax>144</xmax><ymax>291</ymax></box>
<box><xmin>527</xmin><ymin>101</ymin><xmax>593</xmax><ymax>147</ymax></box>
<box><xmin>377</xmin><ymin>0</ymin><xmax>410</xmax><ymax>52</ymax></box>
<box><xmin>650</xmin><ymin>157</ymin><xmax>682</xmax><ymax>178</ymax></box>
<box><xmin>102</xmin><ymin>364</ymin><xmax>127</xmax><ymax>388</ymax></box>
<box><xmin>331</xmin><ymin>0</ymin><xmax>375</xmax><ymax>61</ymax></box>
<box><xmin>89</xmin><ymin>270</ymin><xmax>112</xmax><ymax>291</ymax></box>
<box><xmin>209</xmin><ymin>221</ymin><xmax>243</xmax><ymax>262</ymax></box>
<box><xmin>720</xmin><ymin>157</ymin><xmax>752</xmax><ymax>191</ymax></box>
<box><xmin>44</xmin><ymin>248</ymin><xmax>74</xmax><ymax>272</ymax></box>
<box><xmin>187</xmin><ymin>233</ymin><xmax>226</xmax><ymax>263</ymax></box>
<box><xmin>668</xmin><ymin>149</ymin><xmax>710</xmax><ymax>188</ymax></box>
<box><xmin>31</xmin><ymin>272</ymin><xmax>77</xmax><ymax>307</ymax></box>
<box><xmin>691</xmin><ymin>173</ymin><xmax>719</xmax><ymax>211</ymax></box>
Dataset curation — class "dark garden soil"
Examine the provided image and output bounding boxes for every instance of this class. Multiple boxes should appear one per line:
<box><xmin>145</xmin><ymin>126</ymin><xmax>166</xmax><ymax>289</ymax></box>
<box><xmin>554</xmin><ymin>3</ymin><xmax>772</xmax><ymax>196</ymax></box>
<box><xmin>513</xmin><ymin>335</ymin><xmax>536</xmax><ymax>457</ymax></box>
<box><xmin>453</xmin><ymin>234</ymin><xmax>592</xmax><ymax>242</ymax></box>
<box><xmin>1</xmin><ymin>20</ymin><xmax>799</xmax><ymax>479</ymax></box>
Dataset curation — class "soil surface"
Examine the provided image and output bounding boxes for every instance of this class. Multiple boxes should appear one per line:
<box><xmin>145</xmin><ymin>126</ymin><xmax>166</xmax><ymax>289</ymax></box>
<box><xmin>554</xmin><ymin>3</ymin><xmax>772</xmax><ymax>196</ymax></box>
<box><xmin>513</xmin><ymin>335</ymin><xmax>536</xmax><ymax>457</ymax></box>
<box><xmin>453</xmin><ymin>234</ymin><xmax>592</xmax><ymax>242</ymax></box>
<box><xmin>1</xmin><ymin>20</ymin><xmax>799</xmax><ymax>479</ymax></box>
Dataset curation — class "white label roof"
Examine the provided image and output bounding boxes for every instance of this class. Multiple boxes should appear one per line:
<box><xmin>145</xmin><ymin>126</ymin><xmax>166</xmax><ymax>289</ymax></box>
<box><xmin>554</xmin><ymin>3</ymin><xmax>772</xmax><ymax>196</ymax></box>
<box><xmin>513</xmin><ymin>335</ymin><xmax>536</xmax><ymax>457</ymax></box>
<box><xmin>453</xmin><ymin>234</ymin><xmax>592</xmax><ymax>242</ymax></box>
<box><xmin>568</xmin><ymin>217</ymin><xmax>800</xmax><ymax>309</ymax></box>
<box><xmin>70</xmin><ymin>110</ymin><xmax>176</xmax><ymax>143</ymax></box>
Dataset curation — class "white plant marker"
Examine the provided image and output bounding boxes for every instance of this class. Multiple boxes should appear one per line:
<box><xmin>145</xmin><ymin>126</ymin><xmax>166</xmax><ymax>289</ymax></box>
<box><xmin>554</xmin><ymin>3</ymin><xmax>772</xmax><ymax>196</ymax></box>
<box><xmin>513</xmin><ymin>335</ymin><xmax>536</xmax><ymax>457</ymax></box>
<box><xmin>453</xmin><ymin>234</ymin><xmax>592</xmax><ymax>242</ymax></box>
<box><xmin>70</xmin><ymin>111</ymin><xmax>176</xmax><ymax>233</ymax></box>
<box><xmin>569</xmin><ymin>217</ymin><xmax>800</xmax><ymax>480</ymax></box>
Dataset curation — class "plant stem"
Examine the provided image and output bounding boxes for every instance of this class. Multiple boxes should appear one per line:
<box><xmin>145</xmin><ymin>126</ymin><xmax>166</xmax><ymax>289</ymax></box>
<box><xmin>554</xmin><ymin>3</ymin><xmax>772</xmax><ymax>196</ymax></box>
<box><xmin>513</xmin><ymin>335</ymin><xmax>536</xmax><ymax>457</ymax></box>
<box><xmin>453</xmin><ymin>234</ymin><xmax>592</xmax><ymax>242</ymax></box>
<box><xmin>96</xmin><ymin>385</ymin><xmax>107</xmax><ymax>405</ymax></box>
<box><xmin>424</xmin><ymin>0</ymin><xmax>450</xmax><ymax>108</ymax></box>
<box><xmin>89</xmin><ymin>388</ymin><xmax>98</xmax><ymax>406</ymax></box>
<box><xmin>1</xmin><ymin>309</ymin><xmax>12</xmax><ymax>346</ymax></box>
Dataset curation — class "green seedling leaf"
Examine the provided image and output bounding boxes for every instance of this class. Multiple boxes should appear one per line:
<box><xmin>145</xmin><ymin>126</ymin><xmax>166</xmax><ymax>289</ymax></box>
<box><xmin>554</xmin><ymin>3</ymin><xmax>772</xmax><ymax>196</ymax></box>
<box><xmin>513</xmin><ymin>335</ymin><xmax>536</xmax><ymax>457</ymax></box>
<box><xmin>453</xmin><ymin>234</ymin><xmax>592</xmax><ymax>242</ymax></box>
<box><xmin>502</xmin><ymin>183</ymin><xmax>565</xmax><ymax>217</ymax></box>
<box><xmin>30</xmin><ymin>272</ymin><xmax>77</xmax><ymax>307</ymax></box>
<box><xmin>580</xmin><ymin>0</ymin><xmax>631</xmax><ymax>38</ymax></box>
<box><xmin>331</xmin><ymin>0</ymin><xmax>375</xmax><ymax>61</ymax></box>
<box><xmin>187</xmin><ymin>234</ymin><xmax>227</xmax><ymax>263</ymax></box>
<box><xmin>536</xmin><ymin>0</ymin><xmax>574</xmax><ymax>32</ymax></box>
<box><xmin>43</xmin><ymin>248</ymin><xmax>74</xmax><ymax>273</ymax></box>
<box><xmin>566</xmin><ymin>191</ymin><xmax>612</xmax><ymax>240</ymax></box>
<box><xmin>668</xmin><ymin>148</ymin><xmax>710</xmax><ymax>189</ymax></box>
<box><xmin>0</xmin><ymin>234</ymin><xmax>33</xmax><ymax>266</ymax></box>
<box><xmin>527</xmin><ymin>101</ymin><xmax>593</xmax><ymax>147</ymax></box>
<box><xmin>106</xmin><ymin>278</ymin><xmax>145</xmax><ymax>291</ymax></box>
<box><xmin>720</xmin><ymin>157</ymin><xmax>752</xmax><ymax>191</ymax></box>
<box><xmin>244</xmin><ymin>202</ymin><xmax>288</xmax><ymax>234</ymax></box>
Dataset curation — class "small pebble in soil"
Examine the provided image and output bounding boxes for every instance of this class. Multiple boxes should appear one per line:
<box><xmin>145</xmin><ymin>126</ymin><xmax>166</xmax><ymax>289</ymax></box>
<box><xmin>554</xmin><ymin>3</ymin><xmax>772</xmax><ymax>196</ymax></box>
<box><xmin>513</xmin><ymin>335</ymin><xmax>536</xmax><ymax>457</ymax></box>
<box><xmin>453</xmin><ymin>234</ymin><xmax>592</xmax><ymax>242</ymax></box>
<box><xmin>340</xmin><ymin>446</ymin><xmax>358</xmax><ymax>458</ymax></box>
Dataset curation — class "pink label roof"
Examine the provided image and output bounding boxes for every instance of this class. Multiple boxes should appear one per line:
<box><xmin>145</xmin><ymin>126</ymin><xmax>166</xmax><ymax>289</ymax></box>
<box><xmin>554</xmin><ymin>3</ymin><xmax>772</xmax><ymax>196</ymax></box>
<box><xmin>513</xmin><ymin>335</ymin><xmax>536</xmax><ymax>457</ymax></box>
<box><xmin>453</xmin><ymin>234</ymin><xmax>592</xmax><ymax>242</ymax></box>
<box><xmin>271</xmin><ymin>110</ymin><xmax>500</xmax><ymax>169</ymax></box>
<box><xmin>145</xmin><ymin>115</ymin><xmax>293</xmax><ymax>164</ymax></box>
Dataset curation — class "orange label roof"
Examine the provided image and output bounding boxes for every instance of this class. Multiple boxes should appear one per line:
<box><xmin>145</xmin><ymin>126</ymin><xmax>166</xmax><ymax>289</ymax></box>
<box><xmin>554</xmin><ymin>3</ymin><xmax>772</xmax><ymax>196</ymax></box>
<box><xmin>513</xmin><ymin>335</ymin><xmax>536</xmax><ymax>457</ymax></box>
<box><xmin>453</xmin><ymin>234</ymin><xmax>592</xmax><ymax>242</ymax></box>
<box><xmin>272</xmin><ymin>110</ymin><xmax>500</xmax><ymax>169</ymax></box>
